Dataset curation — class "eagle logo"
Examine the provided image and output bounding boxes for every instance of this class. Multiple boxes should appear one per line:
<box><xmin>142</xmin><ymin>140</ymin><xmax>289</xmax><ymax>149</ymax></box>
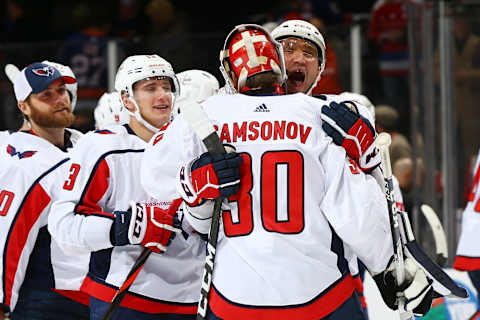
<box><xmin>32</xmin><ymin>66</ymin><xmax>55</xmax><ymax>77</ymax></box>
<box><xmin>7</xmin><ymin>144</ymin><xmax>37</xmax><ymax>159</ymax></box>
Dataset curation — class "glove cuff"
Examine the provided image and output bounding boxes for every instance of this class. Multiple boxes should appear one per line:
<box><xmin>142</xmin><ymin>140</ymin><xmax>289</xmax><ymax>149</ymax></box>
<box><xmin>358</xmin><ymin>143</ymin><xmax>381</xmax><ymax>173</ymax></box>
<box><xmin>110</xmin><ymin>210</ymin><xmax>132</xmax><ymax>246</ymax></box>
<box><xmin>176</xmin><ymin>158</ymin><xmax>200</xmax><ymax>206</ymax></box>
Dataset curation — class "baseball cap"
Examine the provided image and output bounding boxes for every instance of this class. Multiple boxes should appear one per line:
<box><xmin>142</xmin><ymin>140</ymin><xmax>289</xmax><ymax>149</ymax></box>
<box><xmin>13</xmin><ymin>62</ymin><xmax>76</xmax><ymax>102</ymax></box>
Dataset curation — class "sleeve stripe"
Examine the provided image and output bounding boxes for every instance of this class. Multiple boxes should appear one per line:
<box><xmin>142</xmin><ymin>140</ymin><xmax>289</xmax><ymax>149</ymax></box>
<box><xmin>74</xmin><ymin>149</ymin><xmax>144</xmax><ymax>220</ymax></box>
<box><xmin>74</xmin><ymin>159</ymin><xmax>113</xmax><ymax>219</ymax></box>
<box><xmin>3</xmin><ymin>184</ymin><xmax>50</xmax><ymax>307</ymax></box>
<box><xmin>2</xmin><ymin>158</ymin><xmax>67</xmax><ymax>309</ymax></box>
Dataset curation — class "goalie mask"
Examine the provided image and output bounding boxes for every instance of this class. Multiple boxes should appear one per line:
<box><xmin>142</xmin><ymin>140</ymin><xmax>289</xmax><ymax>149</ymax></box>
<box><xmin>114</xmin><ymin>54</ymin><xmax>180</xmax><ymax>131</ymax></box>
<box><xmin>219</xmin><ymin>24</ymin><xmax>287</xmax><ymax>94</ymax></box>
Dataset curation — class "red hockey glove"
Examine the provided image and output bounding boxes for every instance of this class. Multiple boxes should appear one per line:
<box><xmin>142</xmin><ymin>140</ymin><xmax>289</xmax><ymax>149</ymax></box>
<box><xmin>177</xmin><ymin>152</ymin><xmax>243</xmax><ymax>206</ymax></box>
<box><xmin>112</xmin><ymin>202</ymin><xmax>181</xmax><ymax>253</ymax></box>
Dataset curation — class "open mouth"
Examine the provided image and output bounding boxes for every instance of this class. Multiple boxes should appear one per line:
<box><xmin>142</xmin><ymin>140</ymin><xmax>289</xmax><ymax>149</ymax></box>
<box><xmin>287</xmin><ymin>70</ymin><xmax>306</xmax><ymax>90</ymax></box>
<box><xmin>153</xmin><ymin>105</ymin><xmax>169</xmax><ymax>111</ymax></box>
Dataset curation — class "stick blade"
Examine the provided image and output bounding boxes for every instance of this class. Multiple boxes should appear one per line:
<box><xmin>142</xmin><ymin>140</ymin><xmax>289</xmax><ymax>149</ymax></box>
<box><xmin>376</xmin><ymin>132</ymin><xmax>392</xmax><ymax>149</ymax></box>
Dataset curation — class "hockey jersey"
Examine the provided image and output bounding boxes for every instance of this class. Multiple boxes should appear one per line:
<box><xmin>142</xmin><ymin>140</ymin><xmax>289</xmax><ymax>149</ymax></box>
<box><xmin>454</xmin><ymin>149</ymin><xmax>480</xmax><ymax>270</ymax></box>
<box><xmin>48</xmin><ymin>124</ymin><xmax>205</xmax><ymax>314</ymax></box>
<box><xmin>0</xmin><ymin>129</ymin><xmax>86</xmax><ymax>312</ymax></box>
<box><xmin>141</xmin><ymin>93</ymin><xmax>393</xmax><ymax>319</ymax></box>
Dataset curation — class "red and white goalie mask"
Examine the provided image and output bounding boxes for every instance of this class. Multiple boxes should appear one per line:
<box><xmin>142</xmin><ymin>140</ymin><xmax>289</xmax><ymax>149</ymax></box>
<box><xmin>219</xmin><ymin>24</ymin><xmax>287</xmax><ymax>93</ymax></box>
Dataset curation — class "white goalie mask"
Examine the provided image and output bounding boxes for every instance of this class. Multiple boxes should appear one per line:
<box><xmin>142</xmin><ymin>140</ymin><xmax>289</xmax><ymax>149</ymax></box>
<box><xmin>114</xmin><ymin>54</ymin><xmax>180</xmax><ymax>131</ymax></box>
<box><xmin>271</xmin><ymin>20</ymin><xmax>327</xmax><ymax>95</ymax></box>
<box><xmin>174</xmin><ymin>69</ymin><xmax>220</xmax><ymax>114</ymax></box>
<box><xmin>94</xmin><ymin>91</ymin><xmax>130</xmax><ymax>129</ymax></box>
<box><xmin>42</xmin><ymin>60</ymin><xmax>78</xmax><ymax>110</ymax></box>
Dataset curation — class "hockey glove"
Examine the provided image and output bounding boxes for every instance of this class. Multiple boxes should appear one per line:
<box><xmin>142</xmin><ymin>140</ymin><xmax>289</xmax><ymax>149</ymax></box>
<box><xmin>177</xmin><ymin>152</ymin><xmax>243</xmax><ymax>207</ymax></box>
<box><xmin>373</xmin><ymin>257</ymin><xmax>433</xmax><ymax>316</ymax></box>
<box><xmin>111</xmin><ymin>201</ymin><xmax>181</xmax><ymax>253</ymax></box>
<box><xmin>321</xmin><ymin>101</ymin><xmax>380</xmax><ymax>172</ymax></box>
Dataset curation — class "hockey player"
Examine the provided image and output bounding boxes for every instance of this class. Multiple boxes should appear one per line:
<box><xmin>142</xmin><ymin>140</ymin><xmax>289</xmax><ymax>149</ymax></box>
<box><xmin>49</xmin><ymin>54</ymin><xmax>205</xmax><ymax>319</ymax></box>
<box><xmin>2</xmin><ymin>61</ymin><xmax>79</xmax><ymax>136</ymax></box>
<box><xmin>454</xmin><ymin>148</ymin><xmax>480</xmax><ymax>319</ymax></box>
<box><xmin>0</xmin><ymin>62</ymin><xmax>89</xmax><ymax>319</ymax></box>
<box><xmin>271</xmin><ymin>19</ymin><xmax>326</xmax><ymax>95</ymax></box>
<box><xmin>272</xmin><ymin>21</ymin><xmax>408</xmax><ymax>317</ymax></box>
<box><xmin>93</xmin><ymin>91</ymin><xmax>130</xmax><ymax>129</ymax></box>
<box><xmin>141</xmin><ymin>24</ymin><xmax>433</xmax><ymax>319</ymax></box>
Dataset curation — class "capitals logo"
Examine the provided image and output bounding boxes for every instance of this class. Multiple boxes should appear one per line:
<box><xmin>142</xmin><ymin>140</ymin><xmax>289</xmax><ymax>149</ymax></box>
<box><xmin>32</xmin><ymin>66</ymin><xmax>55</xmax><ymax>77</ymax></box>
<box><xmin>7</xmin><ymin>144</ymin><xmax>37</xmax><ymax>159</ymax></box>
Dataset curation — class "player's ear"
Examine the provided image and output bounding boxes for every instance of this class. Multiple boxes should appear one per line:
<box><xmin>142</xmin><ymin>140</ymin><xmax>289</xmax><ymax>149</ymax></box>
<box><xmin>17</xmin><ymin>101</ymin><xmax>30</xmax><ymax>117</ymax></box>
<box><xmin>120</xmin><ymin>91</ymin><xmax>135</xmax><ymax>113</ymax></box>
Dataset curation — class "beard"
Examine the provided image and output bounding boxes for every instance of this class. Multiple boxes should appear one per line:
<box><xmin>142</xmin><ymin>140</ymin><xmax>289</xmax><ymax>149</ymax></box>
<box><xmin>28</xmin><ymin>102</ymin><xmax>75</xmax><ymax>128</ymax></box>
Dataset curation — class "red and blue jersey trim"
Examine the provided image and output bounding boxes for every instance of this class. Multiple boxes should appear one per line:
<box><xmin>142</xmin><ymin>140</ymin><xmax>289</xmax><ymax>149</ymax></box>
<box><xmin>81</xmin><ymin>276</ymin><xmax>197</xmax><ymax>314</ymax></box>
<box><xmin>209</xmin><ymin>274</ymin><xmax>355</xmax><ymax>320</ymax></box>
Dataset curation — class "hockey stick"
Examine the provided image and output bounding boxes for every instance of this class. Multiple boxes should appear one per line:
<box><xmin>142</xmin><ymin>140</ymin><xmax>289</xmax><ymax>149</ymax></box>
<box><xmin>181</xmin><ymin>101</ymin><xmax>226</xmax><ymax>320</ymax></box>
<box><xmin>101</xmin><ymin>247</ymin><xmax>151</xmax><ymax>320</ymax></box>
<box><xmin>377</xmin><ymin>133</ymin><xmax>467</xmax><ymax>301</ymax></box>
<box><xmin>101</xmin><ymin>197</ymin><xmax>184</xmax><ymax>320</ymax></box>
<box><xmin>376</xmin><ymin>133</ymin><xmax>415</xmax><ymax>320</ymax></box>
<box><xmin>420</xmin><ymin>204</ymin><xmax>448</xmax><ymax>266</ymax></box>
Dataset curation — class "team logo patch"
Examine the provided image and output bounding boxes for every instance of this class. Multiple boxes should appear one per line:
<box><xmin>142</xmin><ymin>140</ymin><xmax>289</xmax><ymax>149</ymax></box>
<box><xmin>31</xmin><ymin>66</ymin><xmax>55</xmax><ymax>77</ymax></box>
<box><xmin>7</xmin><ymin>144</ymin><xmax>37</xmax><ymax>159</ymax></box>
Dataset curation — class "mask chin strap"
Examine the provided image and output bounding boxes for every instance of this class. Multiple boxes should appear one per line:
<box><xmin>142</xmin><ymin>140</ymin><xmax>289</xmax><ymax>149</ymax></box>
<box><xmin>126</xmin><ymin>96</ymin><xmax>170</xmax><ymax>133</ymax></box>
<box><xmin>306</xmin><ymin>68</ymin><xmax>322</xmax><ymax>96</ymax></box>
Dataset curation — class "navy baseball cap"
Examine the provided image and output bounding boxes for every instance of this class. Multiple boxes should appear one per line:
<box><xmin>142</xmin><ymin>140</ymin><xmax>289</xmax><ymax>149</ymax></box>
<box><xmin>13</xmin><ymin>62</ymin><xmax>76</xmax><ymax>102</ymax></box>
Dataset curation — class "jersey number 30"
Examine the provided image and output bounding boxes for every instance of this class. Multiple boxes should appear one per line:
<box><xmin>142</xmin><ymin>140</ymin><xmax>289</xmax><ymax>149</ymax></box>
<box><xmin>223</xmin><ymin>151</ymin><xmax>304</xmax><ymax>237</ymax></box>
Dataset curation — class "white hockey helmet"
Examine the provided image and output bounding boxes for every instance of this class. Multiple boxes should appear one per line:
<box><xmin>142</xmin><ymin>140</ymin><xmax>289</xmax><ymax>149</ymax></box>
<box><xmin>94</xmin><ymin>91</ymin><xmax>130</xmax><ymax>129</ymax></box>
<box><xmin>219</xmin><ymin>24</ymin><xmax>287</xmax><ymax>94</ymax></box>
<box><xmin>175</xmin><ymin>69</ymin><xmax>219</xmax><ymax>114</ymax></box>
<box><xmin>114</xmin><ymin>54</ymin><xmax>179</xmax><ymax>131</ymax></box>
<box><xmin>42</xmin><ymin>60</ymin><xmax>78</xmax><ymax>110</ymax></box>
<box><xmin>339</xmin><ymin>92</ymin><xmax>376</xmax><ymax>124</ymax></box>
<box><xmin>272</xmin><ymin>20</ymin><xmax>327</xmax><ymax>95</ymax></box>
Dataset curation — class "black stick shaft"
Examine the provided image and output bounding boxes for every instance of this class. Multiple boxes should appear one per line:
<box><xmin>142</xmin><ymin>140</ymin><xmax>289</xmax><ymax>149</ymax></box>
<box><xmin>101</xmin><ymin>248</ymin><xmax>152</xmax><ymax>320</ymax></box>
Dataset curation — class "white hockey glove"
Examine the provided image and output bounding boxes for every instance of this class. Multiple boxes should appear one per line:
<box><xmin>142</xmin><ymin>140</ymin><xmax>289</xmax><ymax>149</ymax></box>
<box><xmin>373</xmin><ymin>257</ymin><xmax>433</xmax><ymax>316</ymax></box>
<box><xmin>321</xmin><ymin>101</ymin><xmax>381</xmax><ymax>173</ymax></box>
<box><xmin>111</xmin><ymin>201</ymin><xmax>182</xmax><ymax>253</ymax></box>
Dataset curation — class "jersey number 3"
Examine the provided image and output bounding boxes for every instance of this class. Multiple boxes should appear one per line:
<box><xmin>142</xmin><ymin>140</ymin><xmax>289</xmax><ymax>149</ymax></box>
<box><xmin>63</xmin><ymin>164</ymin><xmax>81</xmax><ymax>190</ymax></box>
<box><xmin>223</xmin><ymin>151</ymin><xmax>305</xmax><ymax>237</ymax></box>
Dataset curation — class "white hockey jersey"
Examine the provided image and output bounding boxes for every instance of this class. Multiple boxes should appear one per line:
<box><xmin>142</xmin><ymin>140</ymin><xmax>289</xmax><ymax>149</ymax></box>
<box><xmin>0</xmin><ymin>129</ymin><xmax>86</xmax><ymax>312</ymax></box>
<box><xmin>48</xmin><ymin>124</ymin><xmax>205</xmax><ymax>314</ymax></box>
<box><xmin>454</xmin><ymin>149</ymin><xmax>480</xmax><ymax>271</ymax></box>
<box><xmin>141</xmin><ymin>93</ymin><xmax>393</xmax><ymax>319</ymax></box>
